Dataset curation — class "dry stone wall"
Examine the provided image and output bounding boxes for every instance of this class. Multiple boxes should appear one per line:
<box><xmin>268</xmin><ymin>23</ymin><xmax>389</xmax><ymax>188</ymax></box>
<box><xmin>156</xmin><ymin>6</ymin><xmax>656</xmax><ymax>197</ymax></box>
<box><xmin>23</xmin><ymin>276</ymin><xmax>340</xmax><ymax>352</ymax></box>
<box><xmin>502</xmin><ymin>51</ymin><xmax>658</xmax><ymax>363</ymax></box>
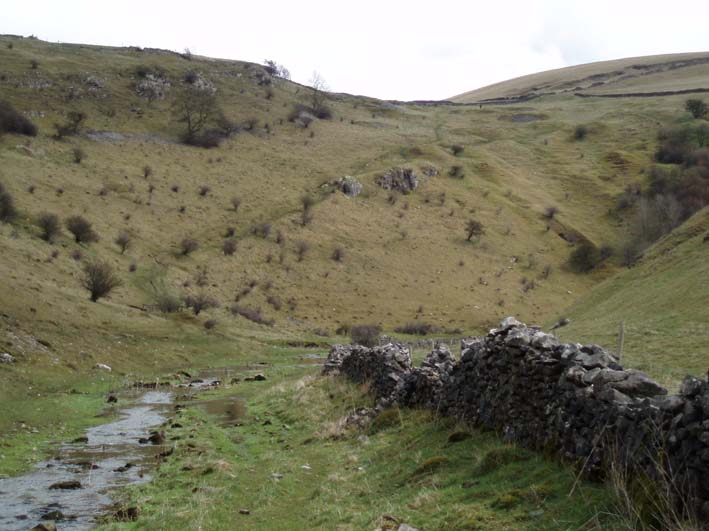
<box><xmin>323</xmin><ymin>317</ymin><xmax>709</xmax><ymax>521</ymax></box>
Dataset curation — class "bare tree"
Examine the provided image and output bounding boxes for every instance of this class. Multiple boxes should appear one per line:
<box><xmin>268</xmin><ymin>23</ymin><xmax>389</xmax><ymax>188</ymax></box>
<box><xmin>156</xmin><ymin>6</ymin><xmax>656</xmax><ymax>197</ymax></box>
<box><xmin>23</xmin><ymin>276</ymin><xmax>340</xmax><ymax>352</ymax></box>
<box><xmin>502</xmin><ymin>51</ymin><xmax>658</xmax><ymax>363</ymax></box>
<box><xmin>465</xmin><ymin>219</ymin><xmax>484</xmax><ymax>241</ymax></box>
<box><xmin>172</xmin><ymin>85</ymin><xmax>220</xmax><ymax>142</ymax></box>
<box><xmin>114</xmin><ymin>231</ymin><xmax>131</xmax><ymax>254</ymax></box>
<box><xmin>82</xmin><ymin>261</ymin><xmax>122</xmax><ymax>302</ymax></box>
<box><xmin>309</xmin><ymin>72</ymin><xmax>331</xmax><ymax>119</ymax></box>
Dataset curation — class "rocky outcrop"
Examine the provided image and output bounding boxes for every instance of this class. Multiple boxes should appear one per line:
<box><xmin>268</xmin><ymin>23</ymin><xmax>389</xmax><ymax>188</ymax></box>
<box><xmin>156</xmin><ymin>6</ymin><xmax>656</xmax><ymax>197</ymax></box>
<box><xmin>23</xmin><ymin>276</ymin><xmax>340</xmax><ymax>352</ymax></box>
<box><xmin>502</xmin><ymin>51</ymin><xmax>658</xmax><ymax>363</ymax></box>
<box><xmin>331</xmin><ymin>176</ymin><xmax>363</xmax><ymax>197</ymax></box>
<box><xmin>323</xmin><ymin>317</ymin><xmax>709</xmax><ymax>520</ymax></box>
<box><xmin>376</xmin><ymin>167</ymin><xmax>418</xmax><ymax>194</ymax></box>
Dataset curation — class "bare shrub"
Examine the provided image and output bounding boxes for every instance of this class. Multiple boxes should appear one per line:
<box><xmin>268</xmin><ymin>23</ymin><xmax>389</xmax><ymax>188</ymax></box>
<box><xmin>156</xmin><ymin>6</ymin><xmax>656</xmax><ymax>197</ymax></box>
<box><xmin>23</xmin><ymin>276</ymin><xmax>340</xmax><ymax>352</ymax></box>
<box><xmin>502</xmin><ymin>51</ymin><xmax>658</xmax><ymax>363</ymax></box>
<box><xmin>81</xmin><ymin>260</ymin><xmax>122</xmax><ymax>302</ymax></box>
<box><xmin>540</xmin><ymin>264</ymin><xmax>553</xmax><ymax>279</ymax></box>
<box><xmin>179</xmin><ymin>238</ymin><xmax>199</xmax><ymax>256</ymax></box>
<box><xmin>252</xmin><ymin>223</ymin><xmax>271</xmax><ymax>238</ymax></box>
<box><xmin>198</xmin><ymin>185</ymin><xmax>211</xmax><ymax>197</ymax></box>
<box><xmin>0</xmin><ymin>186</ymin><xmax>17</xmax><ymax>223</ymax></box>
<box><xmin>295</xmin><ymin>240</ymin><xmax>309</xmax><ymax>261</ymax></box>
<box><xmin>448</xmin><ymin>165</ymin><xmax>464</xmax><ymax>179</ymax></box>
<box><xmin>465</xmin><ymin>219</ymin><xmax>484</xmax><ymax>241</ymax></box>
<box><xmin>184</xmin><ymin>293</ymin><xmax>219</xmax><ymax>315</ymax></box>
<box><xmin>37</xmin><ymin>212</ymin><xmax>61</xmax><ymax>242</ymax></box>
<box><xmin>143</xmin><ymin>165</ymin><xmax>152</xmax><ymax>178</ymax></box>
<box><xmin>171</xmin><ymin>184</ymin><xmax>180</xmax><ymax>193</ymax></box>
<box><xmin>154</xmin><ymin>292</ymin><xmax>182</xmax><ymax>313</ymax></box>
<box><xmin>332</xmin><ymin>247</ymin><xmax>344</xmax><ymax>262</ymax></box>
<box><xmin>69</xmin><ymin>249</ymin><xmax>83</xmax><ymax>261</ymax></box>
<box><xmin>394</xmin><ymin>322</ymin><xmax>439</xmax><ymax>335</ymax></box>
<box><xmin>204</xmin><ymin>319</ymin><xmax>217</xmax><ymax>330</ymax></box>
<box><xmin>301</xmin><ymin>194</ymin><xmax>315</xmax><ymax>226</ymax></box>
<box><xmin>568</xmin><ymin>241</ymin><xmax>601</xmax><ymax>273</ymax></box>
<box><xmin>224</xmin><ymin>227</ymin><xmax>235</xmax><ymax>238</ymax></box>
<box><xmin>685</xmin><ymin>98</ymin><xmax>707</xmax><ymax>119</ymax></box>
<box><xmin>0</xmin><ymin>101</ymin><xmax>38</xmax><ymax>136</ymax></box>
<box><xmin>114</xmin><ymin>231</ymin><xmax>131</xmax><ymax>254</ymax></box>
<box><xmin>54</xmin><ymin>110</ymin><xmax>86</xmax><ymax>139</ymax></box>
<box><xmin>230</xmin><ymin>304</ymin><xmax>274</xmax><ymax>326</ymax></box>
<box><xmin>223</xmin><ymin>238</ymin><xmax>237</xmax><ymax>256</ymax></box>
<box><xmin>72</xmin><ymin>147</ymin><xmax>85</xmax><ymax>164</ymax></box>
<box><xmin>266</xmin><ymin>295</ymin><xmax>282</xmax><ymax>310</ymax></box>
<box><xmin>451</xmin><ymin>144</ymin><xmax>464</xmax><ymax>156</ymax></box>
<box><xmin>231</xmin><ymin>196</ymin><xmax>241</xmax><ymax>211</ymax></box>
<box><xmin>66</xmin><ymin>216</ymin><xmax>98</xmax><ymax>243</ymax></box>
<box><xmin>543</xmin><ymin>206</ymin><xmax>559</xmax><ymax>219</ymax></box>
<box><xmin>350</xmin><ymin>324</ymin><xmax>381</xmax><ymax>347</ymax></box>
<box><xmin>573</xmin><ymin>125</ymin><xmax>588</xmax><ymax>140</ymax></box>
<box><xmin>128</xmin><ymin>262</ymin><xmax>137</xmax><ymax>272</ymax></box>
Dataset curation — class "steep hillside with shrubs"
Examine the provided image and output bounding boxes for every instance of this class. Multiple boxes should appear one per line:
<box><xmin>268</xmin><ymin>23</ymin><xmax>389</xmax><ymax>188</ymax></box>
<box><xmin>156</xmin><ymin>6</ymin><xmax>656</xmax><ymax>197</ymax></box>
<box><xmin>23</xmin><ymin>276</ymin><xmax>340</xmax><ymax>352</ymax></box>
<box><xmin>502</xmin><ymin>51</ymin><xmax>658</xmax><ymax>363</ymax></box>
<box><xmin>0</xmin><ymin>35</ymin><xmax>707</xmax><ymax>389</ymax></box>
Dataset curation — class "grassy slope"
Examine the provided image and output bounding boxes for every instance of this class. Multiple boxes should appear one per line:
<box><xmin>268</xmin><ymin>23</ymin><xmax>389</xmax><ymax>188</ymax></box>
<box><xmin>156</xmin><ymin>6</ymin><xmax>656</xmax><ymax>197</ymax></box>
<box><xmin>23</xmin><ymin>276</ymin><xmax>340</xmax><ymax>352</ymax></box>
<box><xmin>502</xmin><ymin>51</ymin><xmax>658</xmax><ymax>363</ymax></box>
<box><xmin>0</xmin><ymin>35</ymin><xmax>671</xmax><ymax>385</ymax></box>
<box><xmin>0</xmin><ymin>36</ymin><xmax>705</xmax><ymax>530</ymax></box>
<box><xmin>452</xmin><ymin>52</ymin><xmax>709</xmax><ymax>102</ymax></box>
<box><xmin>557</xmin><ymin>207</ymin><xmax>709</xmax><ymax>390</ymax></box>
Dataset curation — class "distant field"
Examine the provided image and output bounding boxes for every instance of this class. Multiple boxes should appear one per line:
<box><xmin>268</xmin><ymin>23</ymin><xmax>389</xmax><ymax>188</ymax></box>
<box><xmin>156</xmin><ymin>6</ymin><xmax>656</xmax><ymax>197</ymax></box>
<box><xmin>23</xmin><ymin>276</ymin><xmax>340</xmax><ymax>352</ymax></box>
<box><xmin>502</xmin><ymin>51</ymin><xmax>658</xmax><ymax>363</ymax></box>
<box><xmin>452</xmin><ymin>52</ymin><xmax>709</xmax><ymax>102</ymax></box>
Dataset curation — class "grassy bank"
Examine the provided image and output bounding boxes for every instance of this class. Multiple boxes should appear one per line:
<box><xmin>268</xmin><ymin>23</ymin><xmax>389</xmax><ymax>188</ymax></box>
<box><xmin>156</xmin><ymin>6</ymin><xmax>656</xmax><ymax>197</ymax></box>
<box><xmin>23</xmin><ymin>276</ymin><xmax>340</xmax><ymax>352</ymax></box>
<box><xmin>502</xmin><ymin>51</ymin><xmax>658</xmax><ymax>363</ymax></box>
<box><xmin>96</xmin><ymin>366</ymin><xmax>626</xmax><ymax>531</ymax></box>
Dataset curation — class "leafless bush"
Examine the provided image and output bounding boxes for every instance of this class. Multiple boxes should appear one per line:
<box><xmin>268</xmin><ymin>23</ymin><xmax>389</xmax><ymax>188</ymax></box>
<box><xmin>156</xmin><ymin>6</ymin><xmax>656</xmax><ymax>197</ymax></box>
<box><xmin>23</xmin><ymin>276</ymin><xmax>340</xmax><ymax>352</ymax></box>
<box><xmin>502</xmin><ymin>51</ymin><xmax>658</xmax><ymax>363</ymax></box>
<box><xmin>154</xmin><ymin>292</ymin><xmax>182</xmax><ymax>313</ymax></box>
<box><xmin>230</xmin><ymin>304</ymin><xmax>274</xmax><ymax>326</ymax></box>
<box><xmin>66</xmin><ymin>215</ymin><xmax>98</xmax><ymax>243</ymax></box>
<box><xmin>350</xmin><ymin>324</ymin><xmax>381</xmax><ymax>347</ymax></box>
<box><xmin>0</xmin><ymin>181</ymin><xmax>16</xmax><ymax>223</ymax></box>
<box><xmin>448</xmin><ymin>165</ymin><xmax>464</xmax><ymax>179</ymax></box>
<box><xmin>231</xmin><ymin>196</ymin><xmax>241</xmax><ymax>211</ymax></box>
<box><xmin>251</xmin><ymin>223</ymin><xmax>271</xmax><ymax>238</ymax></box>
<box><xmin>194</xmin><ymin>266</ymin><xmax>209</xmax><ymax>287</ymax></box>
<box><xmin>114</xmin><ymin>231</ymin><xmax>131</xmax><ymax>254</ymax></box>
<box><xmin>332</xmin><ymin>247</ymin><xmax>344</xmax><ymax>262</ymax></box>
<box><xmin>198</xmin><ymin>185</ymin><xmax>211</xmax><ymax>197</ymax></box>
<box><xmin>0</xmin><ymin>101</ymin><xmax>38</xmax><ymax>136</ymax></box>
<box><xmin>53</xmin><ymin>110</ymin><xmax>86</xmax><ymax>139</ymax></box>
<box><xmin>184</xmin><ymin>293</ymin><xmax>219</xmax><ymax>315</ymax></box>
<box><xmin>451</xmin><ymin>144</ymin><xmax>464</xmax><ymax>156</ymax></box>
<box><xmin>295</xmin><ymin>240</ymin><xmax>309</xmax><ymax>261</ymax></box>
<box><xmin>224</xmin><ymin>227</ymin><xmax>236</xmax><ymax>237</ymax></box>
<box><xmin>465</xmin><ymin>219</ymin><xmax>484</xmax><ymax>241</ymax></box>
<box><xmin>540</xmin><ymin>264</ymin><xmax>553</xmax><ymax>279</ymax></box>
<box><xmin>266</xmin><ymin>295</ymin><xmax>282</xmax><ymax>310</ymax></box>
<box><xmin>568</xmin><ymin>241</ymin><xmax>601</xmax><ymax>273</ymax></box>
<box><xmin>180</xmin><ymin>238</ymin><xmax>199</xmax><ymax>255</ymax></box>
<box><xmin>301</xmin><ymin>194</ymin><xmax>315</xmax><ymax>226</ymax></box>
<box><xmin>128</xmin><ymin>262</ymin><xmax>137</xmax><ymax>272</ymax></box>
<box><xmin>204</xmin><ymin>319</ymin><xmax>217</xmax><ymax>330</ymax></box>
<box><xmin>544</xmin><ymin>206</ymin><xmax>559</xmax><ymax>219</ymax></box>
<box><xmin>143</xmin><ymin>165</ymin><xmax>152</xmax><ymax>178</ymax></box>
<box><xmin>171</xmin><ymin>184</ymin><xmax>180</xmax><ymax>193</ymax></box>
<box><xmin>223</xmin><ymin>238</ymin><xmax>237</xmax><ymax>256</ymax></box>
<box><xmin>81</xmin><ymin>260</ymin><xmax>122</xmax><ymax>302</ymax></box>
<box><xmin>394</xmin><ymin>322</ymin><xmax>439</xmax><ymax>335</ymax></box>
<box><xmin>37</xmin><ymin>212</ymin><xmax>61</xmax><ymax>242</ymax></box>
<box><xmin>69</xmin><ymin>249</ymin><xmax>83</xmax><ymax>261</ymax></box>
<box><xmin>72</xmin><ymin>147</ymin><xmax>85</xmax><ymax>164</ymax></box>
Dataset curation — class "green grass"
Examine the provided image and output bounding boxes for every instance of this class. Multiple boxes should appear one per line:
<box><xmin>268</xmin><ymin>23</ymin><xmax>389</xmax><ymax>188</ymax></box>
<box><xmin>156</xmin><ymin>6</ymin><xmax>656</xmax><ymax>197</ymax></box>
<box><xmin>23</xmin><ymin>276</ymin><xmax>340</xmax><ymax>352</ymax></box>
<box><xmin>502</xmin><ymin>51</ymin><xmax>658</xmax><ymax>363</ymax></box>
<box><xmin>558</xmin><ymin>207</ymin><xmax>709</xmax><ymax>389</ymax></box>
<box><xmin>96</xmin><ymin>369</ymin><xmax>625</xmax><ymax>531</ymax></box>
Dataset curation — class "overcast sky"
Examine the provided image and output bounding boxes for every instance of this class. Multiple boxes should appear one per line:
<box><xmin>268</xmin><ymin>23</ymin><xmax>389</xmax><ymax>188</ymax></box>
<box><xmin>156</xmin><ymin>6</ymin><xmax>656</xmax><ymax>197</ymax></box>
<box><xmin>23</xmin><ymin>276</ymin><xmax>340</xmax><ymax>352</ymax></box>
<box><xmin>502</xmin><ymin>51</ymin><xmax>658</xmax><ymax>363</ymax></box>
<box><xmin>4</xmin><ymin>0</ymin><xmax>708</xmax><ymax>100</ymax></box>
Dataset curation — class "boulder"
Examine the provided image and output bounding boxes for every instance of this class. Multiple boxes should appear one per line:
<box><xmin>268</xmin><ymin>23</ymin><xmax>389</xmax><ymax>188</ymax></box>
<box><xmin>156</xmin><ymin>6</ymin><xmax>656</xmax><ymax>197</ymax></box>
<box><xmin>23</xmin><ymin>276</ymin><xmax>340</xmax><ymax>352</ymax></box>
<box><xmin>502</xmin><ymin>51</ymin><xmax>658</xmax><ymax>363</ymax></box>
<box><xmin>375</xmin><ymin>167</ymin><xmax>418</xmax><ymax>193</ymax></box>
<box><xmin>0</xmin><ymin>352</ymin><xmax>15</xmax><ymax>363</ymax></box>
<box><xmin>332</xmin><ymin>176</ymin><xmax>363</xmax><ymax>197</ymax></box>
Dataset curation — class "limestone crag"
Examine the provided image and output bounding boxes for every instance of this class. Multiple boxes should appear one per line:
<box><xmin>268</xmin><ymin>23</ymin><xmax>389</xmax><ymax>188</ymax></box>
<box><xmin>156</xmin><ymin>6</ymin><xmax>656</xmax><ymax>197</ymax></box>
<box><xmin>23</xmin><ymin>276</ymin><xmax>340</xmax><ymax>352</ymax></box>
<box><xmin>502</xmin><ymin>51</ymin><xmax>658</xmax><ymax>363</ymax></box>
<box><xmin>322</xmin><ymin>317</ymin><xmax>709</xmax><ymax>520</ymax></box>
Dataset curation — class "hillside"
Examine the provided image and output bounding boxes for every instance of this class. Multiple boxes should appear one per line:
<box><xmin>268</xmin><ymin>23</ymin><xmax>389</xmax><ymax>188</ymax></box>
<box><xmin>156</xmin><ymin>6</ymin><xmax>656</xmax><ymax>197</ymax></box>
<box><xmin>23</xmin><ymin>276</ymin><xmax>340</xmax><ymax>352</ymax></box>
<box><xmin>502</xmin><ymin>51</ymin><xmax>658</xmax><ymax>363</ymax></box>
<box><xmin>558</xmin><ymin>206</ymin><xmax>709</xmax><ymax>389</ymax></box>
<box><xmin>1</xmin><ymin>35</ymin><xmax>708</xmax><ymax>531</ymax></box>
<box><xmin>452</xmin><ymin>52</ymin><xmax>709</xmax><ymax>103</ymax></box>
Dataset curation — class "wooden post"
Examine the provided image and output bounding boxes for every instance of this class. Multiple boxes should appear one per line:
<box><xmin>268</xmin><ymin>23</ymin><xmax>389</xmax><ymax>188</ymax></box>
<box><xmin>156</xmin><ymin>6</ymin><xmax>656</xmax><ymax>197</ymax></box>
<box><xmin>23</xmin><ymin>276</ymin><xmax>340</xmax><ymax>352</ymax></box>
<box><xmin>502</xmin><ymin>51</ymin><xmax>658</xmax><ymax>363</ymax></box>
<box><xmin>617</xmin><ymin>320</ymin><xmax>625</xmax><ymax>362</ymax></box>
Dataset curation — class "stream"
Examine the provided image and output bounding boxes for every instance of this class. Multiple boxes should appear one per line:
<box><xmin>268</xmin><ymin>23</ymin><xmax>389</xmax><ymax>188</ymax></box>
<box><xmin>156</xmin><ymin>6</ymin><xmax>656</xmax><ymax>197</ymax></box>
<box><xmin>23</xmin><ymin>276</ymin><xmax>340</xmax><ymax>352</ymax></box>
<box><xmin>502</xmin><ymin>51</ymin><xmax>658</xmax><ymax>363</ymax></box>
<box><xmin>0</xmin><ymin>390</ymin><xmax>173</xmax><ymax>531</ymax></box>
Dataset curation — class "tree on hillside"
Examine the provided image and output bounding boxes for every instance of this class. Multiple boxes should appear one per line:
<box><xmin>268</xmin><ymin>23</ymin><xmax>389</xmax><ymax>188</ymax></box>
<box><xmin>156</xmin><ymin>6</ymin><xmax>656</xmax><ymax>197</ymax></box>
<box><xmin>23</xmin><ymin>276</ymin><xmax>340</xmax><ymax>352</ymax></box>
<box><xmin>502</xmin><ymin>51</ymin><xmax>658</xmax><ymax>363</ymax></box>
<box><xmin>685</xmin><ymin>99</ymin><xmax>707</xmax><ymax>119</ymax></box>
<box><xmin>264</xmin><ymin>59</ymin><xmax>291</xmax><ymax>80</ymax></box>
<box><xmin>465</xmin><ymin>219</ymin><xmax>484</xmax><ymax>241</ymax></box>
<box><xmin>82</xmin><ymin>260</ymin><xmax>122</xmax><ymax>302</ymax></box>
<box><xmin>172</xmin><ymin>85</ymin><xmax>220</xmax><ymax>143</ymax></box>
<box><xmin>309</xmin><ymin>72</ymin><xmax>331</xmax><ymax>119</ymax></box>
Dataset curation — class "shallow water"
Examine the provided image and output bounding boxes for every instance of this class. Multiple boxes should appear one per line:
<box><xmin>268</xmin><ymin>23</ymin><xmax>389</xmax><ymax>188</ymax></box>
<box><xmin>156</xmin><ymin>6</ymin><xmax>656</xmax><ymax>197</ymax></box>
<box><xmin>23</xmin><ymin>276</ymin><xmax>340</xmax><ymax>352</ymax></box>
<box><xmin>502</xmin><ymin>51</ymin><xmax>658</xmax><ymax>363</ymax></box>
<box><xmin>0</xmin><ymin>391</ymin><xmax>172</xmax><ymax>531</ymax></box>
